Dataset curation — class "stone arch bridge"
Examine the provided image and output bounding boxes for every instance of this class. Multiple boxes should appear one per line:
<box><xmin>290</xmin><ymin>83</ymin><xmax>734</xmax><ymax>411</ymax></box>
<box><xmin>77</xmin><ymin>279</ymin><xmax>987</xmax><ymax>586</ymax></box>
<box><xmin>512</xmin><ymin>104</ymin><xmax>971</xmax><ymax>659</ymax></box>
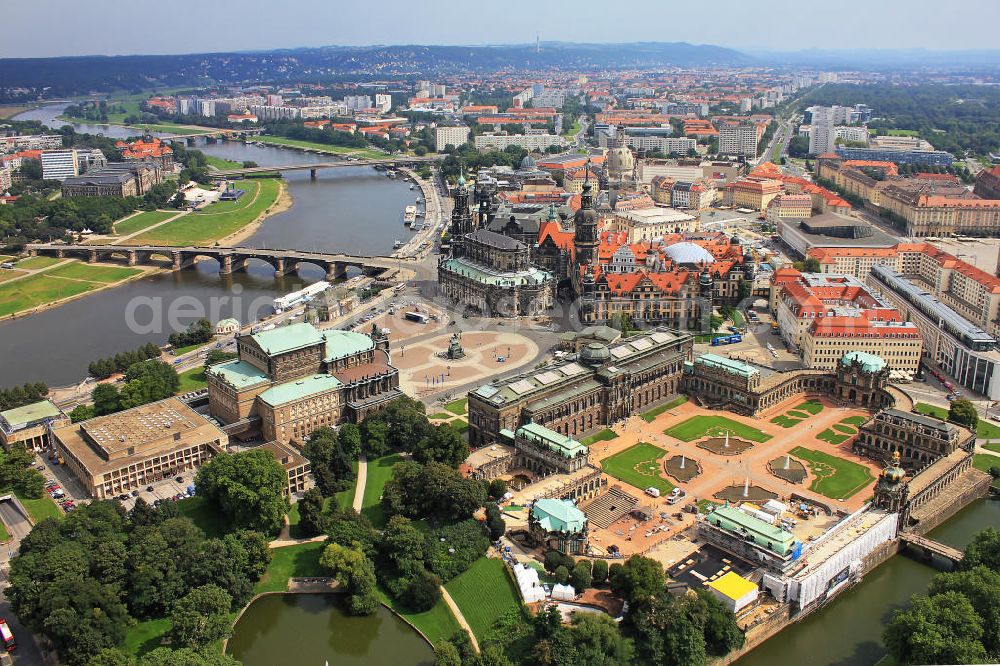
<box><xmin>26</xmin><ymin>243</ymin><xmax>406</xmax><ymax>281</ymax></box>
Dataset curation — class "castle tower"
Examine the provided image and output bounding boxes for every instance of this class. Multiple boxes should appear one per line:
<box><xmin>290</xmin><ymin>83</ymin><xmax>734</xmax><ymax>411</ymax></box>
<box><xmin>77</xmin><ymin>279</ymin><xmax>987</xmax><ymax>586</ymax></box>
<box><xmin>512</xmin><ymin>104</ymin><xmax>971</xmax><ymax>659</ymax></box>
<box><xmin>450</xmin><ymin>171</ymin><xmax>473</xmax><ymax>257</ymax></box>
<box><xmin>573</xmin><ymin>169</ymin><xmax>599</xmax><ymax>267</ymax></box>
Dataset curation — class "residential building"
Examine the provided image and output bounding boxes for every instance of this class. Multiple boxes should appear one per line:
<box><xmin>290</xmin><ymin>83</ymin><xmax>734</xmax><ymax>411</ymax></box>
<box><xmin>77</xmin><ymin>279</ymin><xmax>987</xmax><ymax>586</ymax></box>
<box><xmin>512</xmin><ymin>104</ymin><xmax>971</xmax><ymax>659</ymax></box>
<box><xmin>809</xmin><ymin>107</ymin><xmax>837</xmax><ymax>156</ymax></box>
<box><xmin>249</xmin><ymin>105</ymin><xmax>301</xmax><ymax>122</ymax></box>
<box><xmin>434</xmin><ymin>125</ymin><xmax>471</xmax><ymax>152</ymax></box>
<box><xmin>765</xmin><ymin>194</ymin><xmax>813</xmax><ymax>227</ymax></box>
<box><xmin>626</xmin><ymin>135</ymin><xmax>697</xmax><ymax>156</ymax></box>
<box><xmin>40</xmin><ymin>149</ymin><xmax>79</xmax><ymax>181</ymax></box>
<box><xmin>718</xmin><ymin>122</ymin><xmax>760</xmax><ymax>158</ymax></box>
<box><xmin>0</xmin><ymin>166</ymin><xmax>10</xmax><ymax>192</ymax></box>
<box><xmin>474</xmin><ymin>133</ymin><xmax>565</xmax><ymax>152</ymax></box>
<box><xmin>801</xmin><ymin>312</ymin><xmax>922</xmax><ymax>375</ymax></box>
<box><xmin>727</xmin><ymin>176</ymin><xmax>783</xmax><ymax>211</ymax></box>
<box><xmin>611</xmin><ymin>208</ymin><xmax>698</xmax><ymax>241</ymax></box>
<box><xmin>51</xmin><ymin>397</ymin><xmax>228</xmax><ymax>500</ymax></box>
<box><xmin>835</xmin><ymin>126</ymin><xmax>871</xmax><ymax>144</ymax></box>
<box><xmin>0</xmin><ymin>400</ymin><xmax>69</xmax><ymax>452</ymax></box>
<box><xmin>973</xmin><ymin>165</ymin><xmax>1000</xmax><ymax>200</ymax></box>
<box><xmin>374</xmin><ymin>94</ymin><xmax>392</xmax><ymax>114</ymax></box>
<box><xmin>835</xmin><ymin>147</ymin><xmax>954</xmax><ymax>166</ymax></box>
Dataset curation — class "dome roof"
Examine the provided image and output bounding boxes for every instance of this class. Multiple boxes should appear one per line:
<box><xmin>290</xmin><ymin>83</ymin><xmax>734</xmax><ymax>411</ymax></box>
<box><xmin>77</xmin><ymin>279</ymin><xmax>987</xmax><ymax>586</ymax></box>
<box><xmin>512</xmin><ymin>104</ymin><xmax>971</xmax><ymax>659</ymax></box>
<box><xmin>841</xmin><ymin>351</ymin><xmax>886</xmax><ymax>373</ymax></box>
<box><xmin>664</xmin><ymin>242</ymin><xmax>715</xmax><ymax>265</ymax></box>
<box><xmin>520</xmin><ymin>154</ymin><xmax>537</xmax><ymax>169</ymax></box>
<box><xmin>606</xmin><ymin>146</ymin><xmax>635</xmax><ymax>180</ymax></box>
<box><xmin>881</xmin><ymin>451</ymin><xmax>905</xmax><ymax>484</ymax></box>
<box><xmin>579</xmin><ymin>342</ymin><xmax>610</xmax><ymax>365</ymax></box>
<box><xmin>730</xmin><ymin>235</ymin><xmax>741</xmax><ymax>245</ymax></box>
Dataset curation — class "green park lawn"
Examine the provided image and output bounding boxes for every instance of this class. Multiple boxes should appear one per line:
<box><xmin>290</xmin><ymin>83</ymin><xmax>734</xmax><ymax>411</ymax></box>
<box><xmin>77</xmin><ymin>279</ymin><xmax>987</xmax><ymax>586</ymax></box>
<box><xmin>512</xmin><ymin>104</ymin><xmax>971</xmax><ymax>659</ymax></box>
<box><xmin>429</xmin><ymin>412</ymin><xmax>453</xmax><ymax>420</ymax></box>
<box><xmin>444</xmin><ymin>558</ymin><xmax>523</xmax><ymax>642</ymax></box>
<box><xmin>817</xmin><ymin>429</ymin><xmax>850</xmax><ymax>445</ymax></box>
<box><xmin>123</xmin><ymin>618</ymin><xmax>171</xmax><ymax>657</ymax></box>
<box><xmin>916</xmin><ymin>403</ymin><xmax>1000</xmax><ymax>439</ymax></box>
<box><xmin>600</xmin><ymin>442</ymin><xmax>675</xmax><ymax>494</ymax></box>
<box><xmin>114</xmin><ymin>210</ymin><xmax>177</xmax><ymax>236</ymax></box>
<box><xmin>45</xmin><ymin>262</ymin><xmax>142</xmax><ymax>283</ymax></box>
<box><xmin>377</xmin><ymin>589</ymin><xmax>461</xmax><ymax>645</ymax></box>
<box><xmin>132</xmin><ymin>179</ymin><xmax>281</xmax><ymax>246</ymax></box>
<box><xmin>451</xmin><ymin>420</ymin><xmax>469</xmax><ymax>435</ymax></box>
<box><xmin>665</xmin><ymin>415</ymin><xmax>772</xmax><ymax>443</ymax></box>
<box><xmin>972</xmin><ymin>453</ymin><xmax>1000</xmax><ymax>488</ymax></box>
<box><xmin>254</xmin><ymin>541</ymin><xmax>327</xmax><ymax>594</ymax></box>
<box><xmin>642</xmin><ymin>395</ymin><xmax>689</xmax><ymax>422</ymax></box>
<box><xmin>984</xmin><ymin>442</ymin><xmax>1000</xmax><ymax>454</ymax></box>
<box><xmin>254</xmin><ymin>135</ymin><xmax>385</xmax><ymax>159</ymax></box>
<box><xmin>790</xmin><ymin>446</ymin><xmax>875</xmax><ymax>499</ymax></box>
<box><xmin>17</xmin><ymin>492</ymin><xmax>64</xmax><ymax>523</ymax></box>
<box><xmin>0</xmin><ymin>518</ymin><xmax>10</xmax><ymax>542</ymax></box>
<box><xmin>581</xmin><ymin>428</ymin><xmax>618</xmax><ymax>445</ymax></box>
<box><xmin>176</xmin><ymin>366</ymin><xmax>208</xmax><ymax>393</ymax></box>
<box><xmin>15</xmin><ymin>256</ymin><xmax>61</xmax><ymax>270</ymax></box>
<box><xmin>0</xmin><ymin>273</ymin><xmax>100</xmax><ymax>317</ymax></box>
<box><xmin>361</xmin><ymin>453</ymin><xmax>403</xmax><ymax>527</ymax></box>
<box><xmin>175</xmin><ymin>496</ymin><xmax>229</xmax><ymax>539</ymax></box>
<box><xmin>444</xmin><ymin>397</ymin><xmax>468</xmax><ymax>415</ymax></box>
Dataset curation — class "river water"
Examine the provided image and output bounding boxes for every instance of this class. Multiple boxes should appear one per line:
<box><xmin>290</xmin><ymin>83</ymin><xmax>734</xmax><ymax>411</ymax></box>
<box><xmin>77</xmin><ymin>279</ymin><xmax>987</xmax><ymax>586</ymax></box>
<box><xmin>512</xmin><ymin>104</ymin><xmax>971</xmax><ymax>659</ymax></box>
<box><xmin>735</xmin><ymin>498</ymin><xmax>1000</xmax><ymax>666</ymax></box>
<box><xmin>4</xmin><ymin>106</ymin><xmax>418</xmax><ymax>386</ymax></box>
<box><xmin>225</xmin><ymin>594</ymin><xmax>433</xmax><ymax>666</ymax></box>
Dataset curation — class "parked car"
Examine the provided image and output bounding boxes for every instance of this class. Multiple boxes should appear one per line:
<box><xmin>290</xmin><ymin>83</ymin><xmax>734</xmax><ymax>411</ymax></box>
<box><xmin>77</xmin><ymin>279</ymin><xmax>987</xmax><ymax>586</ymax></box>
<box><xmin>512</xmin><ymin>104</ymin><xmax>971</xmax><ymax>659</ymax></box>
<box><xmin>175</xmin><ymin>476</ymin><xmax>184</xmax><ymax>483</ymax></box>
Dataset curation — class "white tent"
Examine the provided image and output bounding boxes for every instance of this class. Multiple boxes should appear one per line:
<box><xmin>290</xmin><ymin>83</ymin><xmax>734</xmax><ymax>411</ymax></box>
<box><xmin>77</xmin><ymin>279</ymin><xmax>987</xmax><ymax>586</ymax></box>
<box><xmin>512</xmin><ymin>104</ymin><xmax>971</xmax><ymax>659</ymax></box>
<box><xmin>551</xmin><ymin>584</ymin><xmax>576</xmax><ymax>601</ymax></box>
<box><xmin>514</xmin><ymin>564</ymin><xmax>545</xmax><ymax>603</ymax></box>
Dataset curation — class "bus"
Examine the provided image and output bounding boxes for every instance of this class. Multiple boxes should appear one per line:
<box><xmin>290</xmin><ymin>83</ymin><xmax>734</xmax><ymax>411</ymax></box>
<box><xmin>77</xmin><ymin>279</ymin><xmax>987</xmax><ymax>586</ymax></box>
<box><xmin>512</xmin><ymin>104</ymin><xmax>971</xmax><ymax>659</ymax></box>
<box><xmin>404</xmin><ymin>311</ymin><xmax>429</xmax><ymax>324</ymax></box>
<box><xmin>711</xmin><ymin>334</ymin><xmax>742</xmax><ymax>346</ymax></box>
<box><xmin>0</xmin><ymin>618</ymin><xmax>15</xmax><ymax>651</ymax></box>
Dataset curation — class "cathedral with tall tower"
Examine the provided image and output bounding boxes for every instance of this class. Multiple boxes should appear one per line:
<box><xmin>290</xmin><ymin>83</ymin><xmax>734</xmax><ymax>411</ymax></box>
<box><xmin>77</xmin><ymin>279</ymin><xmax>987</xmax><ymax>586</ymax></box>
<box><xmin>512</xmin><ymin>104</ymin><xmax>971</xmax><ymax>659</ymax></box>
<box><xmin>438</xmin><ymin>167</ymin><xmax>555</xmax><ymax>317</ymax></box>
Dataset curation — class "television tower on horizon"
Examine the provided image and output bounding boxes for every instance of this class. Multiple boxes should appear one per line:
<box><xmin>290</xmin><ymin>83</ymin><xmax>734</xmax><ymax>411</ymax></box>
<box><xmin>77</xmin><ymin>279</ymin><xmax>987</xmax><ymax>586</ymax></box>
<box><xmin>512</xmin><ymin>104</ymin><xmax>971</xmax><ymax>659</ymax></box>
<box><xmin>536</xmin><ymin>32</ymin><xmax>540</xmax><ymax>53</ymax></box>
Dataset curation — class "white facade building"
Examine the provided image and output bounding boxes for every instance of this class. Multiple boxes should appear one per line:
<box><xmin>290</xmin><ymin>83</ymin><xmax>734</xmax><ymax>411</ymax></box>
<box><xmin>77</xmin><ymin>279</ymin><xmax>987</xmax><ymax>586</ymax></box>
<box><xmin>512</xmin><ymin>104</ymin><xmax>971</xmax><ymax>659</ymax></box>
<box><xmin>474</xmin><ymin>133</ymin><xmax>565</xmax><ymax>151</ymax></box>
<box><xmin>809</xmin><ymin>107</ymin><xmax>837</xmax><ymax>155</ymax></box>
<box><xmin>627</xmin><ymin>135</ymin><xmax>698</xmax><ymax>156</ymax></box>
<box><xmin>40</xmin><ymin>149</ymin><xmax>79</xmax><ymax>181</ymax></box>
<box><xmin>718</xmin><ymin>123</ymin><xmax>759</xmax><ymax>158</ymax></box>
<box><xmin>435</xmin><ymin>125</ymin><xmax>471</xmax><ymax>152</ymax></box>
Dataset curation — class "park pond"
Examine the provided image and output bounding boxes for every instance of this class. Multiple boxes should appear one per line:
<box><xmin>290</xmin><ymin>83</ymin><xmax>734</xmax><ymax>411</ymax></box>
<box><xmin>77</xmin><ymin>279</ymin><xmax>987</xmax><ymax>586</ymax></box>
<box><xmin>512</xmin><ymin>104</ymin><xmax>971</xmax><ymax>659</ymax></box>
<box><xmin>226</xmin><ymin>594</ymin><xmax>434</xmax><ymax>666</ymax></box>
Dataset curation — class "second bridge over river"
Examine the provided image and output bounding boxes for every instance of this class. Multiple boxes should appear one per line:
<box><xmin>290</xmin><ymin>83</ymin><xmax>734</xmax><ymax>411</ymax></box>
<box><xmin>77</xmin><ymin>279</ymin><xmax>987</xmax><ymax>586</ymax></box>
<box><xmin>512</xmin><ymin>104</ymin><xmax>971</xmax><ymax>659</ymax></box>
<box><xmin>27</xmin><ymin>243</ymin><xmax>409</xmax><ymax>281</ymax></box>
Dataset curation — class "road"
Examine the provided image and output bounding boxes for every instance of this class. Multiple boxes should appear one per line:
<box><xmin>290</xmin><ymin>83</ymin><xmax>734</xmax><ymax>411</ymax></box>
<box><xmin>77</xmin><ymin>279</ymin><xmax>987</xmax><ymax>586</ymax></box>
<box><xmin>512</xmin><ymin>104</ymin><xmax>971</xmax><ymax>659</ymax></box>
<box><xmin>0</xmin><ymin>500</ymin><xmax>45</xmax><ymax>665</ymax></box>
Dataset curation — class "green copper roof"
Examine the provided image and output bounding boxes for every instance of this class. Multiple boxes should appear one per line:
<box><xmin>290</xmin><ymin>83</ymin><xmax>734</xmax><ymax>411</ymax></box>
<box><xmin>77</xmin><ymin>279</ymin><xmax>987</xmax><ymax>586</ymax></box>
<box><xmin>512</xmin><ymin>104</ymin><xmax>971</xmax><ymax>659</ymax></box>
<box><xmin>707</xmin><ymin>505</ymin><xmax>796</xmax><ymax>555</ymax></box>
<box><xmin>258</xmin><ymin>374</ymin><xmax>343</xmax><ymax>407</ymax></box>
<box><xmin>250</xmin><ymin>322</ymin><xmax>325</xmax><ymax>355</ymax></box>
<box><xmin>517</xmin><ymin>422</ymin><xmax>588</xmax><ymax>459</ymax></box>
<box><xmin>207</xmin><ymin>360</ymin><xmax>270</xmax><ymax>389</ymax></box>
<box><xmin>532</xmin><ymin>498</ymin><xmax>587</xmax><ymax>534</ymax></box>
<box><xmin>0</xmin><ymin>400</ymin><xmax>61</xmax><ymax>430</ymax></box>
<box><xmin>841</xmin><ymin>351</ymin><xmax>886</xmax><ymax>373</ymax></box>
<box><xmin>323</xmin><ymin>330</ymin><xmax>375</xmax><ymax>363</ymax></box>
<box><xmin>439</xmin><ymin>257</ymin><xmax>554</xmax><ymax>287</ymax></box>
<box><xmin>696</xmin><ymin>353</ymin><xmax>759</xmax><ymax>379</ymax></box>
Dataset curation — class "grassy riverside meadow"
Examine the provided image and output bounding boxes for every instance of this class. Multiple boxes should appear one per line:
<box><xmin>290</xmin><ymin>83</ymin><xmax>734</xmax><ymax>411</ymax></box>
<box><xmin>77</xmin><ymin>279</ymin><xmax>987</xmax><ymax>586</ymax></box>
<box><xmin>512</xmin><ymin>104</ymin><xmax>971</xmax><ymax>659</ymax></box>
<box><xmin>112</xmin><ymin>210</ymin><xmax>178</xmax><ymax>236</ymax></box>
<box><xmin>600</xmin><ymin>442</ymin><xmax>675</xmax><ymax>494</ymax></box>
<box><xmin>0</xmin><ymin>261</ymin><xmax>144</xmax><ymax>317</ymax></box>
<box><xmin>131</xmin><ymin>178</ymin><xmax>282</xmax><ymax>246</ymax></box>
<box><xmin>252</xmin><ymin>134</ymin><xmax>386</xmax><ymax>159</ymax></box>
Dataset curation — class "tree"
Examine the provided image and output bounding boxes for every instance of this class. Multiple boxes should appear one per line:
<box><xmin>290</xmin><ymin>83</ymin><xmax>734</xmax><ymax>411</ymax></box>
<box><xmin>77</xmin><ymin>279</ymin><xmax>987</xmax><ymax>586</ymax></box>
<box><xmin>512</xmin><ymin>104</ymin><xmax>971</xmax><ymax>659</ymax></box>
<box><xmin>194</xmin><ymin>450</ymin><xmax>289</xmax><ymax>535</ymax></box>
<box><xmin>91</xmin><ymin>383</ymin><xmax>121</xmax><ymax>416</ymax></box>
<box><xmin>303</xmin><ymin>427</ymin><xmax>356</xmax><ymax>496</ymax></box>
<box><xmin>591</xmin><ymin>559</ymin><xmax>609</xmax><ymax>586</ymax></box>
<box><xmin>928</xmin><ymin>566</ymin><xmax>1000</xmax><ymax>655</ymax></box>
<box><xmin>884</xmin><ymin>591</ymin><xmax>987</xmax><ymax>666</ymax></box>
<box><xmin>139</xmin><ymin>648</ymin><xmax>241</xmax><ymax>666</ymax></box>
<box><xmin>566</xmin><ymin>612</ymin><xmax>634</xmax><ymax>666</ymax></box>
<box><xmin>571</xmin><ymin>561</ymin><xmax>593</xmax><ymax>591</ymax></box>
<box><xmin>319</xmin><ymin>542</ymin><xmax>378</xmax><ymax>616</ymax></box>
<box><xmin>378</xmin><ymin>515</ymin><xmax>428</xmax><ymax>594</ymax></box>
<box><xmin>962</xmin><ymin>527</ymin><xmax>1000</xmax><ymax>572</ymax></box>
<box><xmin>948</xmin><ymin>398</ymin><xmax>979</xmax><ymax>430</ymax></box>
<box><xmin>485</xmin><ymin>503</ymin><xmax>506</xmax><ymax>541</ymax></box>
<box><xmin>169</xmin><ymin>584</ymin><xmax>233</xmax><ymax>648</ymax></box>
<box><xmin>381</xmin><ymin>461</ymin><xmax>485</xmax><ymax>522</ymax></box>
<box><xmin>433</xmin><ymin>640</ymin><xmax>461</xmax><ymax>666</ymax></box>
<box><xmin>555</xmin><ymin>565</ymin><xmax>570</xmax><ymax>585</ymax></box>
<box><xmin>88</xmin><ymin>649</ymin><xmax>137</xmax><ymax>666</ymax></box>
<box><xmin>488</xmin><ymin>478</ymin><xmax>508</xmax><ymax>500</ymax></box>
<box><xmin>297</xmin><ymin>488</ymin><xmax>326</xmax><ymax>537</ymax></box>
<box><xmin>403</xmin><ymin>570</ymin><xmax>442</xmax><ymax>612</ymax></box>
<box><xmin>70</xmin><ymin>404</ymin><xmax>96</xmax><ymax>422</ymax></box>
<box><xmin>696</xmin><ymin>589</ymin><xmax>745</xmax><ymax>656</ymax></box>
<box><xmin>610</xmin><ymin>555</ymin><xmax>664</xmax><ymax>605</ymax></box>
<box><xmin>413</xmin><ymin>423</ymin><xmax>469</xmax><ymax>468</ymax></box>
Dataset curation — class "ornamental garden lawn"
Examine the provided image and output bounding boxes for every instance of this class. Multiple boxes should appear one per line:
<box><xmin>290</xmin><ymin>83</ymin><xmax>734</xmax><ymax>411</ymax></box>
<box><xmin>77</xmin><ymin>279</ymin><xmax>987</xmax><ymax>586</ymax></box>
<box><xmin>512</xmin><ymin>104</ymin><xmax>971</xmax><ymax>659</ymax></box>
<box><xmin>664</xmin><ymin>415</ymin><xmax>771</xmax><ymax>443</ymax></box>
<box><xmin>790</xmin><ymin>446</ymin><xmax>875</xmax><ymax>499</ymax></box>
<box><xmin>600</xmin><ymin>442</ymin><xmax>675</xmax><ymax>494</ymax></box>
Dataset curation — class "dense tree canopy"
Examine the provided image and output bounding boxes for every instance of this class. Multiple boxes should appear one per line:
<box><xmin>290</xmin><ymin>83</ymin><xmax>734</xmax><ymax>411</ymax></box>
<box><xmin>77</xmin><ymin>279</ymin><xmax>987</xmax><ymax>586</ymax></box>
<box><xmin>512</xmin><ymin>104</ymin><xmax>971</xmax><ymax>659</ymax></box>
<box><xmin>195</xmin><ymin>449</ymin><xmax>290</xmax><ymax>535</ymax></box>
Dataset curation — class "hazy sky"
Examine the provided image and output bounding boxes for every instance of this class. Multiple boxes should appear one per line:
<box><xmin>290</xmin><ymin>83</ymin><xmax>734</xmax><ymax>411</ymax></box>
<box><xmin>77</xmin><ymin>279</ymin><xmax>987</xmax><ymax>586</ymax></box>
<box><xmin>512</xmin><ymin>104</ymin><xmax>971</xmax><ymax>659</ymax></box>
<box><xmin>6</xmin><ymin>0</ymin><xmax>1000</xmax><ymax>58</ymax></box>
